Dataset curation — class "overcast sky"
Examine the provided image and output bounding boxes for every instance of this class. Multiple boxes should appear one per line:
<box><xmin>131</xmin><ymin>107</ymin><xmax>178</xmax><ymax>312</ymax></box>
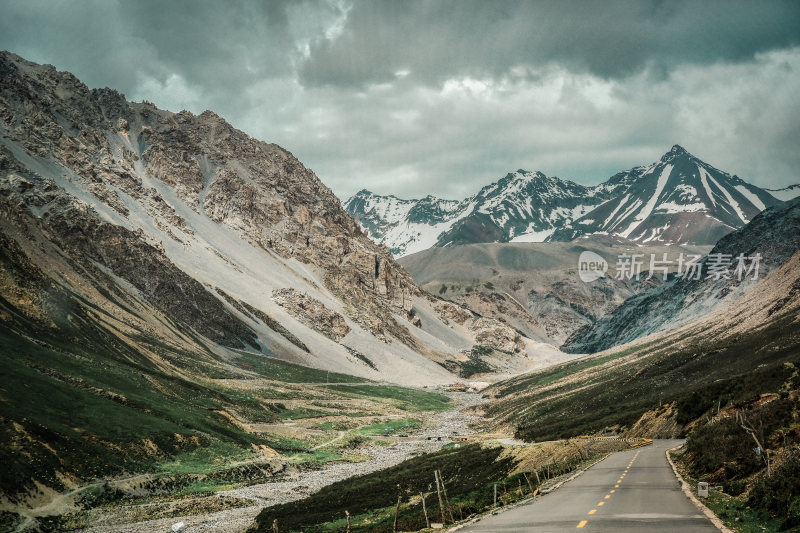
<box><xmin>2</xmin><ymin>0</ymin><xmax>799</xmax><ymax>200</ymax></box>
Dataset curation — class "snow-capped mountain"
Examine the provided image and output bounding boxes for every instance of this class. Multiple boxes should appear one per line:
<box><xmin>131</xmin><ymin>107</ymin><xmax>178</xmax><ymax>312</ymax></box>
<box><xmin>552</xmin><ymin>145</ymin><xmax>784</xmax><ymax>244</ymax></box>
<box><xmin>345</xmin><ymin>170</ymin><xmax>610</xmax><ymax>256</ymax></box>
<box><xmin>347</xmin><ymin>146</ymin><xmax>796</xmax><ymax>255</ymax></box>
<box><xmin>344</xmin><ymin>192</ymin><xmax>467</xmax><ymax>257</ymax></box>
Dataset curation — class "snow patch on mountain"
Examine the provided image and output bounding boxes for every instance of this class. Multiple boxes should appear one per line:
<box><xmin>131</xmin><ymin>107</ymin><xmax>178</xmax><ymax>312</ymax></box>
<box><xmin>619</xmin><ymin>163</ymin><xmax>673</xmax><ymax>238</ymax></box>
<box><xmin>735</xmin><ymin>185</ymin><xmax>766</xmax><ymax>211</ymax></box>
<box><xmin>698</xmin><ymin>166</ymin><xmax>717</xmax><ymax>207</ymax></box>
<box><xmin>510</xmin><ymin>228</ymin><xmax>555</xmax><ymax>242</ymax></box>
<box><xmin>706</xmin><ymin>172</ymin><xmax>748</xmax><ymax>223</ymax></box>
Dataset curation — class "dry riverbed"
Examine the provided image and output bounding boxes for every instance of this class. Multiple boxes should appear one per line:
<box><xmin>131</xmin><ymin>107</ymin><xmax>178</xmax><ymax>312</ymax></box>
<box><xmin>77</xmin><ymin>391</ymin><xmax>489</xmax><ymax>533</ymax></box>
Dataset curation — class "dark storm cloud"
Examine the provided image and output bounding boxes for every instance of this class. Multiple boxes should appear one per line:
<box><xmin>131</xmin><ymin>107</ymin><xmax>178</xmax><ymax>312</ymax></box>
<box><xmin>0</xmin><ymin>0</ymin><xmax>334</xmax><ymax>102</ymax></box>
<box><xmin>300</xmin><ymin>0</ymin><xmax>800</xmax><ymax>87</ymax></box>
<box><xmin>0</xmin><ymin>0</ymin><xmax>799</xmax><ymax>199</ymax></box>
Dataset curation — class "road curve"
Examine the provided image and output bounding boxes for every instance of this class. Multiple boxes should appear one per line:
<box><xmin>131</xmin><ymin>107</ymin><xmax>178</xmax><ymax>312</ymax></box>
<box><xmin>459</xmin><ymin>439</ymin><xmax>717</xmax><ymax>532</ymax></box>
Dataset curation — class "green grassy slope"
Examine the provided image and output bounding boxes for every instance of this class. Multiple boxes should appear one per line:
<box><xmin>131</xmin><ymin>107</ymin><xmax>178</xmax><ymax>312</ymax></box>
<box><xmin>0</xmin><ymin>307</ymin><xmax>449</xmax><ymax>507</ymax></box>
<box><xmin>487</xmin><ymin>312</ymin><xmax>800</xmax><ymax>442</ymax></box>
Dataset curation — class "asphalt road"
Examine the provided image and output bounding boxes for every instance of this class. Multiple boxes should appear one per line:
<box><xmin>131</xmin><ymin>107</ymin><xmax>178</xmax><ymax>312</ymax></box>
<box><xmin>459</xmin><ymin>439</ymin><xmax>717</xmax><ymax>532</ymax></box>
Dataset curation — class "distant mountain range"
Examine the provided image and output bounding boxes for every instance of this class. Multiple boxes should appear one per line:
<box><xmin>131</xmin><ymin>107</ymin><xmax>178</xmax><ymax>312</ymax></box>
<box><xmin>563</xmin><ymin>196</ymin><xmax>800</xmax><ymax>353</ymax></box>
<box><xmin>345</xmin><ymin>146</ymin><xmax>800</xmax><ymax>256</ymax></box>
<box><xmin>346</xmin><ymin>171</ymin><xmax>608</xmax><ymax>256</ymax></box>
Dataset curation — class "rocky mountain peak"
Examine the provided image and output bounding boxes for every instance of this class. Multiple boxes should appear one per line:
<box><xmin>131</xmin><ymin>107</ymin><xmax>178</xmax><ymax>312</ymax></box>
<box><xmin>501</xmin><ymin>169</ymin><xmax>546</xmax><ymax>184</ymax></box>
<box><xmin>661</xmin><ymin>144</ymin><xmax>693</xmax><ymax>162</ymax></box>
<box><xmin>552</xmin><ymin>146</ymin><xmax>783</xmax><ymax>245</ymax></box>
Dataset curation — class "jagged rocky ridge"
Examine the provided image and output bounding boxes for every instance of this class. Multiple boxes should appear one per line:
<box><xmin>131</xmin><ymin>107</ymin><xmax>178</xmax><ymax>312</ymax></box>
<box><xmin>346</xmin><ymin>146</ymin><xmax>797</xmax><ymax>257</ymax></box>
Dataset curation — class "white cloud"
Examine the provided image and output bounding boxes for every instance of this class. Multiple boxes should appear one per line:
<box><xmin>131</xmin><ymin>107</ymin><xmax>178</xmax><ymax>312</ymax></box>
<box><xmin>130</xmin><ymin>73</ymin><xmax>204</xmax><ymax>113</ymax></box>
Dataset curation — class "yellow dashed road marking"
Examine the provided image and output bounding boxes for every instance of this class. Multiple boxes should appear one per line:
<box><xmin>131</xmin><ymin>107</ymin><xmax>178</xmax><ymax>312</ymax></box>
<box><xmin>597</xmin><ymin>502</ymin><xmax>605</xmax><ymax>506</ymax></box>
<box><xmin>604</xmin><ymin>494</ymin><xmax>611</xmax><ymax>499</ymax></box>
<box><xmin>610</xmin><ymin>490</ymin><xmax>615</xmax><ymax>493</ymax></box>
<box><xmin>588</xmin><ymin>509</ymin><xmax>597</xmax><ymax>515</ymax></box>
<box><xmin>577</xmin><ymin>520</ymin><xmax>588</xmax><ymax>528</ymax></box>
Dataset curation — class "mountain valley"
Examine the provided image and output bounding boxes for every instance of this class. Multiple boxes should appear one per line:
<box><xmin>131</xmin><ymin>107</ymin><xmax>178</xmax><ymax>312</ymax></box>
<box><xmin>1</xmin><ymin>48</ymin><xmax>799</xmax><ymax>533</ymax></box>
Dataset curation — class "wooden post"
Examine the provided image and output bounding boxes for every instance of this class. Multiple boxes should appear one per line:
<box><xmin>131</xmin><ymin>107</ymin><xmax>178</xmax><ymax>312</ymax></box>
<box><xmin>393</xmin><ymin>494</ymin><xmax>401</xmax><ymax>533</ymax></box>
<box><xmin>517</xmin><ymin>478</ymin><xmax>523</xmax><ymax>496</ymax></box>
<box><xmin>533</xmin><ymin>469</ymin><xmax>540</xmax><ymax>484</ymax></box>
<box><xmin>437</xmin><ymin>470</ymin><xmax>455</xmax><ymax>523</ymax></box>
<box><xmin>345</xmin><ymin>510</ymin><xmax>351</xmax><ymax>533</ymax></box>
<box><xmin>435</xmin><ymin>471</ymin><xmax>447</xmax><ymax>524</ymax></box>
<box><xmin>523</xmin><ymin>472</ymin><xmax>534</xmax><ymax>494</ymax></box>
<box><xmin>420</xmin><ymin>492</ymin><xmax>430</xmax><ymax>528</ymax></box>
<box><xmin>493</xmin><ymin>483</ymin><xmax>497</xmax><ymax>508</ymax></box>
<box><xmin>272</xmin><ymin>519</ymin><xmax>279</xmax><ymax>533</ymax></box>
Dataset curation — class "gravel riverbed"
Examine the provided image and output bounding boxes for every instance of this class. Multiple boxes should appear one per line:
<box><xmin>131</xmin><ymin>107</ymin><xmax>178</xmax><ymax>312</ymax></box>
<box><xmin>81</xmin><ymin>391</ymin><xmax>488</xmax><ymax>533</ymax></box>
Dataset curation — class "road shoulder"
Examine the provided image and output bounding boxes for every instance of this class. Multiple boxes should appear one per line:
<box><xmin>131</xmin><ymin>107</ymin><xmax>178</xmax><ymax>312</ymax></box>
<box><xmin>665</xmin><ymin>444</ymin><xmax>733</xmax><ymax>533</ymax></box>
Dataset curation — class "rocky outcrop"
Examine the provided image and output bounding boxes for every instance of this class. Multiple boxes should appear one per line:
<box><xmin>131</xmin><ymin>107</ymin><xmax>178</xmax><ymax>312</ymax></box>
<box><xmin>434</xmin><ymin>301</ymin><xmax>472</xmax><ymax>325</ymax></box>
<box><xmin>471</xmin><ymin>317</ymin><xmax>524</xmax><ymax>353</ymax></box>
<box><xmin>433</xmin><ymin>300</ymin><xmax>523</xmax><ymax>353</ymax></box>
<box><xmin>214</xmin><ymin>287</ymin><xmax>310</xmax><ymax>352</ymax></box>
<box><xmin>272</xmin><ymin>288</ymin><xmax>350</xmax><ymax>342</ymax></box>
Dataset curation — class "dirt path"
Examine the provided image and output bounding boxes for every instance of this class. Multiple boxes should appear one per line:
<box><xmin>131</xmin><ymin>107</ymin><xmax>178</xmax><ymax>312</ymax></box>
<box><xmin>13</xmin><ymin>473</ymin><xmax>152</xmax><ymax>533</ymax></box>
<box><xmin>310</xmin><ymin>430</ymin><xmax>347</xmax><ymax>450</ymax></box>
<box><xmin>78</xmin><ymin>391</ymin><xmax>489</xmax><ymax>533</ymax></box>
